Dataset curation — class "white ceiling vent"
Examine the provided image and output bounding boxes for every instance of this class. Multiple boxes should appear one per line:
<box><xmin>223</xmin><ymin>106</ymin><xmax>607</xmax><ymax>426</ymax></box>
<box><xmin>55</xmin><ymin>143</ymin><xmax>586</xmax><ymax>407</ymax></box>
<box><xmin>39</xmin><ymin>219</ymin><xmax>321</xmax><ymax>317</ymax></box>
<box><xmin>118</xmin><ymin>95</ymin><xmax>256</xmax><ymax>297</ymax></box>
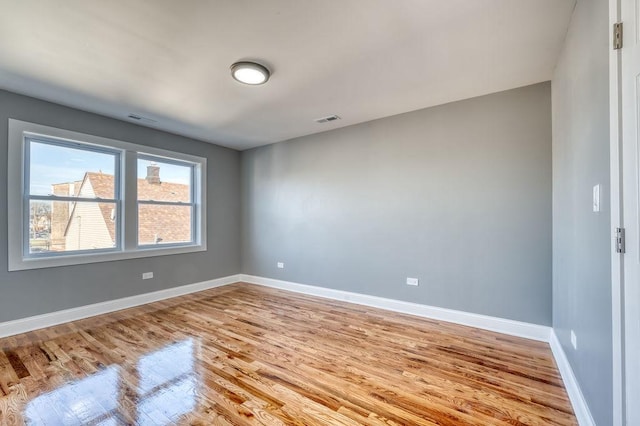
<box><xmin>127</xmin><ymin>114</ymin><xmax>157</xmax><ymax>124</ymax></box>
<box><xmin>314</xmin><ymin>115</ymin><xmax>341</xmax><ymax>124</ymax></box>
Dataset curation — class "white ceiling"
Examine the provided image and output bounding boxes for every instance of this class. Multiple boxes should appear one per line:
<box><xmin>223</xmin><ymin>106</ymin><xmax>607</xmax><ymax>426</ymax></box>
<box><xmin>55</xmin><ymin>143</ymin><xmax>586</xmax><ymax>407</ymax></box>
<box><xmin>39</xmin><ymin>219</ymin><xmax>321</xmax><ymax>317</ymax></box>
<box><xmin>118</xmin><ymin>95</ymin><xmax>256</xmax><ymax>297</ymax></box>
<box><xmin>0</xmin><ymin>0</ymin><xmax>575</xmax><ymax>150</ymax></box>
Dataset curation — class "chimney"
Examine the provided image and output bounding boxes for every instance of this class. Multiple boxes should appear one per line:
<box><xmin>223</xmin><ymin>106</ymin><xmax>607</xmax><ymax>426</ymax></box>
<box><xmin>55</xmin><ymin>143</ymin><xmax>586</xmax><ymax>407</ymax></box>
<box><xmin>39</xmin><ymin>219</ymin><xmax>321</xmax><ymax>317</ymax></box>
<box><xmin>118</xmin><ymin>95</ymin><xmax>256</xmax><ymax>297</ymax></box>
<box><xmin>146</xmin><ymin>163</ymin><xmax>161</xmax><ymax>184</ymax></box>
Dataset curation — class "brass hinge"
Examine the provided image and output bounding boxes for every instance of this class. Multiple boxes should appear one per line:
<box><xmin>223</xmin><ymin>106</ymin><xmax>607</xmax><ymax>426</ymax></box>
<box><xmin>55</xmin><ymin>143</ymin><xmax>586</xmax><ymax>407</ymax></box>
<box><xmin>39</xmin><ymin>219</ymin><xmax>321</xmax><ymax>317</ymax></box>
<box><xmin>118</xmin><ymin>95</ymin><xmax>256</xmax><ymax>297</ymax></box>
<box><xmin>616</xmin><ymin>227</ymin><xmax>626</xmax><ymax>254</ymax></box>
<box><xmin>614</xmin><ymin>23</ymin><xmax>623</xmax><ymax>50</ymax></box>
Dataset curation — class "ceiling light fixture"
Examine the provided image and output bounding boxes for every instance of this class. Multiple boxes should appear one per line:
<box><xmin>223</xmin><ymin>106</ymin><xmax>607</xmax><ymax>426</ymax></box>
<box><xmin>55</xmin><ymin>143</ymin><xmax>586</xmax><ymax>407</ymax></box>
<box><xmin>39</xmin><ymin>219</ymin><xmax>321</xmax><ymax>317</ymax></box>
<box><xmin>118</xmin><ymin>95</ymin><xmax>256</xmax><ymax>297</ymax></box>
<box><xmin>230</xmin><ymin>61</ymin><xmax>270</xmax><ymax>85</ymax></box>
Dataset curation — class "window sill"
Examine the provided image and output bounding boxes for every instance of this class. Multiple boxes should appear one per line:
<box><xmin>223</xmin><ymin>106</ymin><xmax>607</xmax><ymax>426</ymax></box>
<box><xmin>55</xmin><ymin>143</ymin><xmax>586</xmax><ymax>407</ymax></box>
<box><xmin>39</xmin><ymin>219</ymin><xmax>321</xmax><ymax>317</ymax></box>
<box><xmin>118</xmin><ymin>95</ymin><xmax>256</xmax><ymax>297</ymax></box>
<box><xmin>8</xmin><ymin>244</ymin><xmax>207</xmax><ymax>272</ymax></box>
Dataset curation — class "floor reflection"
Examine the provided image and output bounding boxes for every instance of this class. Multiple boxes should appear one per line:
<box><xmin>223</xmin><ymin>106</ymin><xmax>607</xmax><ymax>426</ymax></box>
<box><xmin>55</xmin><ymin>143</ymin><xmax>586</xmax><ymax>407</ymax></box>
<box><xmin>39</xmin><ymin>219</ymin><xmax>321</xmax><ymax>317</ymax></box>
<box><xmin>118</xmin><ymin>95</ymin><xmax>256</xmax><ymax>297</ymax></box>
<box><xmin>136</xmin><ymin>339</ymin><xmax>197</xmax><ymax>425</ymax></box>
<box><xmin>24</xmin><ymin>339</ymin><xmax>198</xmax><ymax>425</ymax></box>
<box><xmin>25</xmin><ymin>365</ymin><xmax>120</xmax><ymax>425</ymax></box>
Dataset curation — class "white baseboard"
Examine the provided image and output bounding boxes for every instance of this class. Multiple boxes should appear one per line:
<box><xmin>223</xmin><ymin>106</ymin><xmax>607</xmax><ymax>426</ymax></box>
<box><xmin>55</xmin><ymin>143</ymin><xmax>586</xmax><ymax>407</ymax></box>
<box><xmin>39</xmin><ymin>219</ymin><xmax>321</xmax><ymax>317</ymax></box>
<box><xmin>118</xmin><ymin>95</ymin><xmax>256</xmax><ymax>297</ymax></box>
<box><xmin>0</xmin><ymin>274</ymin><xmax>241</xmax><ymax>338</ymax></box>
<box><xmin>0</xmin><ymin>272</ymin><xmax>592</xmax><ymax>426</ymax></box>
<box><xmin>549</xmin><ymin>330</ymin><xmax>596</xmax><ymax>426</ymax></box>
<box><xmin>242</xmin><ymin>275</ymin><xmax>598</xmax><ymax>424</ymax></box>
<box><xmin>239</xmin><ymin>274</ymin><xmax>551</xmax><ymax>342</ymax></box>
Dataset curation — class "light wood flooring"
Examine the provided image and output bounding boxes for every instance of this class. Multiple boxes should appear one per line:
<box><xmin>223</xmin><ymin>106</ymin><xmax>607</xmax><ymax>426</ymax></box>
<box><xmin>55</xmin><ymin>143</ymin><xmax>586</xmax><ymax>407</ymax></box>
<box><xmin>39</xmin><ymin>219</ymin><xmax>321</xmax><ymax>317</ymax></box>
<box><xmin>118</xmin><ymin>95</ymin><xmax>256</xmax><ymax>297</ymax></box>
<box><xmin>0</xmin><ymin>283</ymin><xmax>577</xmax><ymax>425</ymax></box>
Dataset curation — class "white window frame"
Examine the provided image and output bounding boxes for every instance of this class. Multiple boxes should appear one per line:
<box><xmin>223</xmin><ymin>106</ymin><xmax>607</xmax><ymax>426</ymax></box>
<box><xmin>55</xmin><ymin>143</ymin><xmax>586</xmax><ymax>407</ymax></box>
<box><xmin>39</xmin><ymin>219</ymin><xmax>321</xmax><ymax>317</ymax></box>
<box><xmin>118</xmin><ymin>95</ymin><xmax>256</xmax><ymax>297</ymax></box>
<box><xmin>7</xmin><ymin>119</ymin><xmax>207</xmax><ymax>271</ymax></box>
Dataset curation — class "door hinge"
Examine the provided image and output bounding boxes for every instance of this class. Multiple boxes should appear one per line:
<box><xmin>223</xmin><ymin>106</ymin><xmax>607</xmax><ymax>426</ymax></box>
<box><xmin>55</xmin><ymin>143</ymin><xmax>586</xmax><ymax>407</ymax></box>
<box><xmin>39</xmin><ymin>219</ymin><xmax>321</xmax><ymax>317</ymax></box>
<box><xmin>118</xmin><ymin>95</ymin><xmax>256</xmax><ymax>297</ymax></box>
<box><xmin>614</xmin><ymin>22</ymin><xmax>623</xmax><ymax>50</ymax></box>
<box><xmin>616</xmin><ymin>227</ymin><xmax>626</xmax><ymax>253</ymax></box>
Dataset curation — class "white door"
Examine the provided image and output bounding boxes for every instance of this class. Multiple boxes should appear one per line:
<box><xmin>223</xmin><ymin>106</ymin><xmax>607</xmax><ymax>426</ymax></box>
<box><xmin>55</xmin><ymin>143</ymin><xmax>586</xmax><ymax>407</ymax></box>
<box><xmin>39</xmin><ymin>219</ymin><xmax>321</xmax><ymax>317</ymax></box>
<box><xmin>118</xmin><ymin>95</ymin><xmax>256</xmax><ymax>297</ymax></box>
<box><xmin>621</xmin><ymin>0</ymin><xmax>640</xmax><ymax>422</ymax></box>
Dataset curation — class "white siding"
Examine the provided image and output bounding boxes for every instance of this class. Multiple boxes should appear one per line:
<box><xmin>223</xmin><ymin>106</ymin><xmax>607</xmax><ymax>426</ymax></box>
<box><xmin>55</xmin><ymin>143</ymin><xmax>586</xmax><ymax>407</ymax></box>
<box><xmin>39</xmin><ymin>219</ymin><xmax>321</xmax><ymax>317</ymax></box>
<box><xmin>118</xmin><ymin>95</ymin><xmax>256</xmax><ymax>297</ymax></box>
<box><xmin>65</xmin><ymin>180</ymin><xmax>114</xmax><ymax>251</ymax></box>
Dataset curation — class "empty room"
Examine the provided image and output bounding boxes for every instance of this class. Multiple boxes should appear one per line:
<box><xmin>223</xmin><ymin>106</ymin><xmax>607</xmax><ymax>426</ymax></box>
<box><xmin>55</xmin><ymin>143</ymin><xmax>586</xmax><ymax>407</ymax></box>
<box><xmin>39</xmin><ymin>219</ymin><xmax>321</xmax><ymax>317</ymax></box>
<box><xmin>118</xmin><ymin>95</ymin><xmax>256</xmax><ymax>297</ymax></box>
<box><xmin>0</xmin><ymin>0</ymin><xmax>637</xmax><ymax>425</ymax></box>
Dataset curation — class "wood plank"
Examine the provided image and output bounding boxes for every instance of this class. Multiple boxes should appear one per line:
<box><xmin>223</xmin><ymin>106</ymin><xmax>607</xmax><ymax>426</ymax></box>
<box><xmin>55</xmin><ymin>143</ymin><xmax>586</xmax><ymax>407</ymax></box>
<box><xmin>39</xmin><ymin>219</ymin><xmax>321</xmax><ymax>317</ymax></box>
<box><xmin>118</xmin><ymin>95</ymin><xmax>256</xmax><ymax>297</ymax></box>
<box><xmin>0</xmin><ymin>283</ymin><xmax>577</xmax><ymax>425</ymax></box>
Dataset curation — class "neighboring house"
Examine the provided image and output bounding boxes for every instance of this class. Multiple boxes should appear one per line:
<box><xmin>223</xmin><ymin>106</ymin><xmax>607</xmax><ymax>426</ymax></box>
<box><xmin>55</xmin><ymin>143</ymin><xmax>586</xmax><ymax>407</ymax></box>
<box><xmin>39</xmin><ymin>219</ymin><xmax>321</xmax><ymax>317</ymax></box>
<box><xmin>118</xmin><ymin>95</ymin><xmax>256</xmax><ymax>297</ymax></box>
<box><xmin>50</xmin><ymin>180</ymin><xmax>81</xmax><ymax>251</ymax></box>
<box><xmin>51</xmin><ymin>165</ymin><xmax>190</xmax><ymax>251</ymax></box>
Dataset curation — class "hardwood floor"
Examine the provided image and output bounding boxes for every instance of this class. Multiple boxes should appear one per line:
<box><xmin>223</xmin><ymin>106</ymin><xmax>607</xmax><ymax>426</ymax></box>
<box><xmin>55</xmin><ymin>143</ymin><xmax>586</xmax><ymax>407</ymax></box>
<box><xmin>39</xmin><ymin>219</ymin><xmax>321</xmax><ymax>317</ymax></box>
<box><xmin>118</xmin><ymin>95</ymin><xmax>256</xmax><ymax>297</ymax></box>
<box><xmin>0</xmin><ymin>283</ymin><xmax>576</xmax><ymax>425</ymax></box>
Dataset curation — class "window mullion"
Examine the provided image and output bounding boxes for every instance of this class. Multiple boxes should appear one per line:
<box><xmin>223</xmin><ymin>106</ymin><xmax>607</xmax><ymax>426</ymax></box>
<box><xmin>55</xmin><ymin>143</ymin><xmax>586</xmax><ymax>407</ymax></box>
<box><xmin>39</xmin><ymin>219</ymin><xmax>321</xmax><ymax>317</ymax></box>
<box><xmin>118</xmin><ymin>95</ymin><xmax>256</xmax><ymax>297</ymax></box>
<box><xmin>122</xmin><ymin>150</ymin><xmax>138</xmax><ymax>251</ymax></box>
<box><xmin>28</xmin><ymin>194</ymin><xmax>118</xmax><ymax>203</ymax></box>
<box><xmin>137</xmin><ymin>200</ymin><xmax>195</xmax><ymax>206</ymax></box>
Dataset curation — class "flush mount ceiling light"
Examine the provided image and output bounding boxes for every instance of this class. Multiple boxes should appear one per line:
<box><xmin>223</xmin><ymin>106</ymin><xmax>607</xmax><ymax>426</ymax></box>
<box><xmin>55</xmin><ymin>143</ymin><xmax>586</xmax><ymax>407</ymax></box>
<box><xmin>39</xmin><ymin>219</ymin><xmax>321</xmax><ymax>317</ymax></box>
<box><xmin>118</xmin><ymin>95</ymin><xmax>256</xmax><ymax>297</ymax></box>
<box><xmin>230</xmin><ymin>61</ymin><xmax>270</xmax><ymax>85</ymax></box>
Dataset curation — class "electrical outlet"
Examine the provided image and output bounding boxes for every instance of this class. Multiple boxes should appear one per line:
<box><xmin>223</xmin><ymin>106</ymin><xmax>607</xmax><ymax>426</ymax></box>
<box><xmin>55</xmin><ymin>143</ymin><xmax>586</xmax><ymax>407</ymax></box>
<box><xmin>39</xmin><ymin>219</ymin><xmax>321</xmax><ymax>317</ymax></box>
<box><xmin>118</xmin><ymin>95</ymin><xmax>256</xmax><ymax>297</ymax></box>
<box><xmin>277</xmin><ymin>262</ymin><xmax>284</xmax><ymax>269</ymax></box>
<box><xmin>406</xmin><ymin>277</ymin><xmax>419</xmax><ymax>286</ymax></box>
<box><xmin>571</xmin><ymin>330</ymin><xmax>577</xmax><ymax>350</ymax></box>
<box><xmin>142</xmin><ymin>272</ymin><xmax>153</xmax><ymax>280</ymax></box>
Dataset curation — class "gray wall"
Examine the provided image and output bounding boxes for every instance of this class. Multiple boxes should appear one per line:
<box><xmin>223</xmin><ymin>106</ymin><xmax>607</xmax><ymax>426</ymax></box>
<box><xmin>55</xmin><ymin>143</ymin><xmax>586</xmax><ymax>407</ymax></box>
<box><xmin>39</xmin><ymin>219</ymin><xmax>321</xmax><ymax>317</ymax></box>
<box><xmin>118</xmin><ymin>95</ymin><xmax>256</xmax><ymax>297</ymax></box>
<box><xmin>551</xmin><ymin>0</ymin><xmax>612</xmax><ymax>423</ymax></box>
<box><xmin>0</xmin><ymin>89</ymin><xmax>242</xmax><ymax>322</ymax></box>
<box><xmin>242</xmin><ymin>83</ymin><xmax>552</xmax><ymax>325</ymax></box>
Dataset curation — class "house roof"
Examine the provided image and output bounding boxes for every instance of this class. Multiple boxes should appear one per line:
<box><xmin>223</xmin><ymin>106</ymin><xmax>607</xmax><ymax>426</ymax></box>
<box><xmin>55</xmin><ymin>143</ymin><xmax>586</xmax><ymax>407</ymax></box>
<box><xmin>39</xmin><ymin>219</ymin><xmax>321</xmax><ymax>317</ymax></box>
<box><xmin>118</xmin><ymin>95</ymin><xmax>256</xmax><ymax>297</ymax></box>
<box><xmin>60</xmin><ymin>172</ymin><xmax>192</xmax><ymax>244</ymax></box>
<box><xmin>86</xmin><ymin>172</ymin><xmax>190</xmax><ymax>203</ymax></box>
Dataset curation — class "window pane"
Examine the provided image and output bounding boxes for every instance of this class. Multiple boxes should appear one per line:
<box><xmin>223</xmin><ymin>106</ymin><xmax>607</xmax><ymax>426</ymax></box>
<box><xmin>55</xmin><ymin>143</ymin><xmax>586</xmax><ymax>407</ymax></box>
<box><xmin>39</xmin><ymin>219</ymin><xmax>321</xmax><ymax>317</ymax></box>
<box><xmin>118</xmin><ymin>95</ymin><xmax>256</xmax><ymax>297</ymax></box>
<box><xmin>138</xmin><ymin>204</ymin><xmax>192</xmax><ymax>245</ymax></box>
<box><xmin>29</xmin><ymin>140</ymin><xmax>117</xmax><ymax>198</ymax></box>
<box><xmin>30</xmin><ymin>200</ymin><xmax>117</xmax><ymax>254</ymax></box>
<box><xmin>137</xmin><ymin>158</ymin><xmax>191</xmax><ymax>203</ymax></box>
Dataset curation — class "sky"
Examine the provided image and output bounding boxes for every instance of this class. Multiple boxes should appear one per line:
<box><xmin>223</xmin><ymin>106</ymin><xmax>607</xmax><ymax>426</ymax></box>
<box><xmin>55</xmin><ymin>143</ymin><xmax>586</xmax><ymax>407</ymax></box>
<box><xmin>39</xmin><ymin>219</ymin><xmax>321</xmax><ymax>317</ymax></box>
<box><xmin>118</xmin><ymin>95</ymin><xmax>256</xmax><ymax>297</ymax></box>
<box><xmin>29</xmin><ymin>141</ymin><xmax>191</xmax><ymax>196</ymax></box>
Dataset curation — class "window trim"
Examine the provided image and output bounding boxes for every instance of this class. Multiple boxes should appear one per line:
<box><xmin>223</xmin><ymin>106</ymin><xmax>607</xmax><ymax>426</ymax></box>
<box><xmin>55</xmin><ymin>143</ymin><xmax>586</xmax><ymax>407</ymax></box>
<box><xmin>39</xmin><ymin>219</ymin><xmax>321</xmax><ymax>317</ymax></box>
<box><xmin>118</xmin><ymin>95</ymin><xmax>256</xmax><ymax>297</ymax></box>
<box><xmin>7</xmin><ymin>119</ymin><xmax>207</xmax><ymax>271</ymax></box>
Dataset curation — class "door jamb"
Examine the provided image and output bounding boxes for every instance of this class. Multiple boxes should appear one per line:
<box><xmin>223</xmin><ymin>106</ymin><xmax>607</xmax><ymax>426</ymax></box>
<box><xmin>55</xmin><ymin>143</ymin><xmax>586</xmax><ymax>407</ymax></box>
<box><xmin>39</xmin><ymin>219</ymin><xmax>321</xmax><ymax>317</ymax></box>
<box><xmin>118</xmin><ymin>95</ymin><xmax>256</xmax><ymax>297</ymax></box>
<box><xmin>609</xmin><ymin>0</ymin><xmax>624</xmax><ymax>423</ymax></box>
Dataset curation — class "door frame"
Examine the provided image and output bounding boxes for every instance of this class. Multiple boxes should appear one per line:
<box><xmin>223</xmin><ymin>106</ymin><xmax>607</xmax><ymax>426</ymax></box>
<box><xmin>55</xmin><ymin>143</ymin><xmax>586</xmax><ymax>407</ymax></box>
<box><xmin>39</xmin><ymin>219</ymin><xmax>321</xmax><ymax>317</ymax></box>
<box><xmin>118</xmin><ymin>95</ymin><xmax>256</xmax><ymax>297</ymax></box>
<box><xmin>610</xmin><ymin>0</ymin><xmax>636</xmax><ymax>424</ymax></box>
<box><xmin>610</xmin><ymin>0</ymin><xmax>624</xmax><ymax>421</ymax></box>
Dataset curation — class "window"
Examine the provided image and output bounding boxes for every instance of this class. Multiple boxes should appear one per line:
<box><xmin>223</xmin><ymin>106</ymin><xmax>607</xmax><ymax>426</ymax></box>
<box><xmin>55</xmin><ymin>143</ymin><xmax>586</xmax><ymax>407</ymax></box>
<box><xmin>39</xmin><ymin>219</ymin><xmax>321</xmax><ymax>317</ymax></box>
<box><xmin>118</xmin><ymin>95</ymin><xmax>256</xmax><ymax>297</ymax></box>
<box><xmin>8</xmin><ymin>119</ymin><xmax>207</xmax><ymax>271</ymax></box>
<box><xmin>26</xmin><ymin>137</ymin><xmax>122</xmax><ymax>256</ymax></box>
<box><xmin>137</xmin><ymin>156</ymin><xmax>194</xmax><ymax>247</ymax></box>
